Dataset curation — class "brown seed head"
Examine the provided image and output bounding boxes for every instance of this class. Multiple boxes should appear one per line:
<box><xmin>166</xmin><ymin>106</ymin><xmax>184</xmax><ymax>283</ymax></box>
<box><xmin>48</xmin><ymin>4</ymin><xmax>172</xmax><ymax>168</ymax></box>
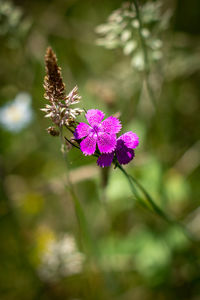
<box><xmin>42</xmin><ymin>47</ymin><xmax>83</xmax><ymax>128</ymax></box>
<box><xmin>44</xmin><ymin>47</ymin><xmax>66</xmax><ymax>103</ymax></box>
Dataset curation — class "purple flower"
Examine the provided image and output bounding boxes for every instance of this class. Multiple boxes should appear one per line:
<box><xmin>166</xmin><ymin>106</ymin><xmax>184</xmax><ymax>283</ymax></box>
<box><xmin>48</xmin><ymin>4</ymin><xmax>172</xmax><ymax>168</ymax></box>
<box><xmin>74</xmin><ymin>109</ymin><xmax>121</xmax><ymax>156</ymax></box>
<box><xmin>97</xmin><ymin>131</ymin><xmax>139</xmax><ymax>167</ymax></box>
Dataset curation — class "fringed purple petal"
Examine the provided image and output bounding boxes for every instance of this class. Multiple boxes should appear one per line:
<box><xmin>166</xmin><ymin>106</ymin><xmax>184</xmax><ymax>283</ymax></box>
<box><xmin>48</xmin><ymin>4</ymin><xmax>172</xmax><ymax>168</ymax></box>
<box><xmin>80</xmin><ymin>135</ymin><xmax>97</xmax><ymax>156</ymax></box>
<box><xmin>74</xmin><ymin>122</ymin><xmax>91</xmax><ymax>139</ymax></box>
<box><xmin>97</xmin><ymin>133</ymin><xmax>116</xmax><ymax>154</ymax></box>
<box><xmin>85</xmin><ymin>109</ymin><xmax>105</xmax><ymax>126</ymax></box>
<box><xmin>116</xmin><ymin>141</ymin><xmax>135</xmax><ymax>164</ymax></box>
<box><xmin>97</xmin><ymin>152</ymin><xmax>114</xmax><ymax>167</ymax></box>
<box><xmin>101</xmin><ymin>116</ymin><xmax>122</xmax><ymax>134</ymax></box>
<box><xmin>118</xmin><ymin>131</ymin><xmax>139</xmax><ymax>149</ymax></box>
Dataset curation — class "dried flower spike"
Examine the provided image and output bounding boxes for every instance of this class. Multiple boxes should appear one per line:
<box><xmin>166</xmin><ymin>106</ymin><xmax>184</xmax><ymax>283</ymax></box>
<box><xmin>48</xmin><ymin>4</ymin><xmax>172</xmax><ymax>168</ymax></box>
<box><xmin>41</xmin><ymin>47</ymin><xmax>83</xmax><ymax>128</ymax></box>
<box><xmin>44</xmin><ymin>47</ymin><xmax>66</xmax><ymax>103</ymax></box>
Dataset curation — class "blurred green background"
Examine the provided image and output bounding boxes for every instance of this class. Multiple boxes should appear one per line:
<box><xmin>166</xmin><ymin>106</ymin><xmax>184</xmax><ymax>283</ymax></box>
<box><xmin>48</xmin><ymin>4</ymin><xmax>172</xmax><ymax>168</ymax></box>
<box><xmin>0</xmin><ymin>0</ymin><xmax>200</xmax><ymax>299</ymax></box>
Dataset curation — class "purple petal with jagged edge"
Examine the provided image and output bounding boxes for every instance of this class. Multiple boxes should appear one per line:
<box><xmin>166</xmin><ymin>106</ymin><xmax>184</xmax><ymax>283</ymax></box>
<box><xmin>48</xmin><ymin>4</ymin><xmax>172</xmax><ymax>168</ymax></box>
<box><xmin>74</xmin><ymin>122</ymin><xmax>91</xmax><ymax>139</ymax></box>
<box><xmin>101</xmin><ymin>116</ymin><xmax>122</xmax><ymax>134</ymax></box>
<box><xmin>80</xmin><ymin>135</ymin><xmax>97</xmax><ymax>156</ymax></box>
<box><xmin>97</xmin><ymin>152</ymin><xmax>114</xmax><ymax>168</ymax></box>
<box><xmin>97</xmin><ymin>133</ymin><xmax>116</xmax><ymax>154</ymax></box>
<box><xmin>85</xmin><ymin>109</ymin><xmax>105</xmax><ymax>127</ymax></box>
<box><xmin>118</xmin><ymin>131</ymin><xmax>139</xmax><ymax>149</ymax></box>
<box><xmin>116</xmin><ymin>140</ymin><xmax>135</xmax><ymax>164</ymax></box>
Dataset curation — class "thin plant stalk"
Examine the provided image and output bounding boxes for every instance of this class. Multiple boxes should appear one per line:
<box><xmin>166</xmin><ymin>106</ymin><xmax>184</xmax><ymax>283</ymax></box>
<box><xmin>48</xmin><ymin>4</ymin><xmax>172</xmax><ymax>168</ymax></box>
<box><xmin>132</xmin><ymin>0</ymin><xmax>157</xmax><ymax>107</ymax></box>
<box><xmin>60</xmin><ymin>127</ymin><xmax>97</xmax><ymax>257</ymax></box>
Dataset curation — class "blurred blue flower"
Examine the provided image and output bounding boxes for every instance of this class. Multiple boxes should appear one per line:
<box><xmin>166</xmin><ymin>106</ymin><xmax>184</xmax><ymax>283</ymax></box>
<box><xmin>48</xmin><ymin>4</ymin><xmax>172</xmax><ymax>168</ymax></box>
<box><xmin>0</xmin><ymin>92</ymin><xmax>33</xmax><ymax>132</ymax></box>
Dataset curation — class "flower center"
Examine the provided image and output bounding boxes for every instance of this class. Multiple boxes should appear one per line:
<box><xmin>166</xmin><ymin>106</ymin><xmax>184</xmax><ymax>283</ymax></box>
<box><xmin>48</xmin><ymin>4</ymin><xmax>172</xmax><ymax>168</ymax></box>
<box><xmin>92</xmin><ymin>125</ymin><xmax>99</xmax><ymax>134</ymax></box>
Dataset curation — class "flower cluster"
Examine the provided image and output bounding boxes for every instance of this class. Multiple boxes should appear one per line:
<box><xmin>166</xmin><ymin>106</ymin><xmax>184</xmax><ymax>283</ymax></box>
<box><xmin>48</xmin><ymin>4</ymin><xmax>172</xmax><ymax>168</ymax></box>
<box><xmin>74</xmin><ymin>109</ymin><xmax>139</xmax><ymax>167</ymax></box>
<box><xmin>42</xmin><ymin>48</ymin><xmax>139</xmax><ymax>168</ymax></box>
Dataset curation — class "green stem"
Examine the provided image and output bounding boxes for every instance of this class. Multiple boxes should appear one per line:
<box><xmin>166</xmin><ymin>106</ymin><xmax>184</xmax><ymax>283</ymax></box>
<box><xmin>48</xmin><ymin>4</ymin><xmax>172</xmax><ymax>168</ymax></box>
<box><xmin>117</xmin><ymin>163</ymin><xmax>173</xmax><ymax>221</ymax></box>
<box><xmin>65</xmin><ymin>124</ymin><xmax>74</xmax><ymax>134</ymax></box>
<box><xmin>132</xmin><ymin>0</ymin><xmax>157</xmax><ymax>107</ymax></box>
<box><xmin>60</xmin><ymin>128</ymin><xmax>97</xmax><ymax>257</ymax></box>
<box><xmin>117</xmin><ymin>164</ymin><xmax>196</xmax><ymax>242</ymax></box>
<box><xmin>64</xmin><ymin>136</ymin><xmax>80</xmax><ymax>150</ymax></box>
<box><xmin>133</xmin><ymin>0</ymin><xmax>149</xmax><ymax>72</ymax></box>
<box><xmin>65</xmin><ymin>184</ymin><xmax>97</xmax><ymax>257</ymax></box>
<box><xmin>117</xmin><ymin>163</ymin><xmax>143</xmax><ymax>206</ymax></box>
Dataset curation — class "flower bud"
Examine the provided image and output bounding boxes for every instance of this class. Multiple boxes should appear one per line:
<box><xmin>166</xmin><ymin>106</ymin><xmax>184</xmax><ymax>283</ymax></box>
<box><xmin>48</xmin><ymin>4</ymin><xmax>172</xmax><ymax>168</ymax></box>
<box><xmin>47</xmin><ymin>126</ymin><xmax>59</xmax><ymax>136</ymax></box>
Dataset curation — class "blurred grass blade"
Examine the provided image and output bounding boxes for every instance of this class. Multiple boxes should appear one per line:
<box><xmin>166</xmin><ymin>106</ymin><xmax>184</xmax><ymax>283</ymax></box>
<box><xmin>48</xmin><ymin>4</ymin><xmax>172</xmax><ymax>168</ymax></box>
<box><xmin>117</xmin><ymin>164</ymin><xmax>197</xmax><ymax>243</ymax></box>
<box><xmin>66</xmin><ymin>185</ymin><xmax>98</xmax><ymax>258</ymax></box>
<box><xmin>117</xmin><ymin>164</ymin><xmax>171</xmax><ymax>221</ymax></box>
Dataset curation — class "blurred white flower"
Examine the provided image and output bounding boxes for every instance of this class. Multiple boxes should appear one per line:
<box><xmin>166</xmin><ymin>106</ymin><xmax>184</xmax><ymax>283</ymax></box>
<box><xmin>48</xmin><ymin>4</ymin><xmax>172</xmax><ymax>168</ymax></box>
<box><xmin>38</xmin><ymin>234</ymin><xmax>85</xmax><ymax>282</ymax></box>
<box><xmin>150</xmin><ymin>39</ymin><xmax>163</xmax><ymax>50</ymax></box>
<box><xmin>121</xmin><ymin>29</ymin><xmax>131</xmax><ymax>42</ymax></box>
<box><xmin>131</xmin><ymin>53</ymin><xmax>145</xmax><ymax>71</ymax></box>
<box><xmin>0</xmin><ymin>92</ymin><xmax>33</xmax><ymax>132</ymax></box>
<box><xmin>131</xmin><ymin>19</ymin><xmax>139</xmax><ymax>29</ymax></box>
<box><xmin>123</xmin><ymin>40</ymin><xmax>137</xmax><ymax>55</ymax></box>
<box><xmin>141</xmin><ymin>28</ymin><xmax>150</xmax><ymax>38</ymax></box>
